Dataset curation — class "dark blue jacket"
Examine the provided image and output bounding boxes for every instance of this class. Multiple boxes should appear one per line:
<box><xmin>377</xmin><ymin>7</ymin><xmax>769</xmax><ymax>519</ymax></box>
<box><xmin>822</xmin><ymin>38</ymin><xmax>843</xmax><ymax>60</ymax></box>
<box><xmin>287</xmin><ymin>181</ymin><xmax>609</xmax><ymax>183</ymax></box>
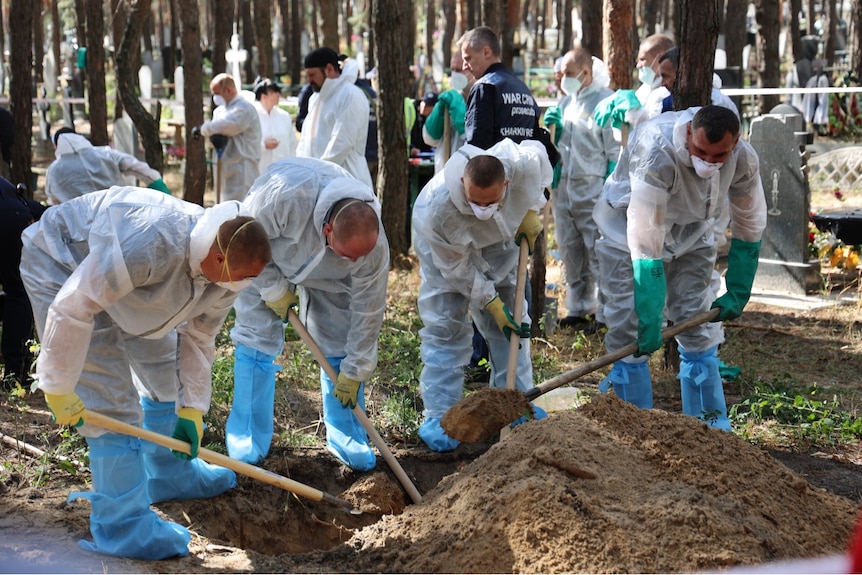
<box><xmin>464</xmin><ymin>63</ymin><xmax>540</xmax><ymax>150</ymax></box>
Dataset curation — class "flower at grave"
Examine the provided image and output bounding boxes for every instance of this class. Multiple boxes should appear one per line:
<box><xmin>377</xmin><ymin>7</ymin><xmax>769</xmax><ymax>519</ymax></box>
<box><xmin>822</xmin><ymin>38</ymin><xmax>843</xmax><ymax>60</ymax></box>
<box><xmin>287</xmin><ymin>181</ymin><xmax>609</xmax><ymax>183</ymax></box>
<box><xmin>833</xmin><ymin>187</ymin><xmax>846</xmax><ymax>202</ymax></box>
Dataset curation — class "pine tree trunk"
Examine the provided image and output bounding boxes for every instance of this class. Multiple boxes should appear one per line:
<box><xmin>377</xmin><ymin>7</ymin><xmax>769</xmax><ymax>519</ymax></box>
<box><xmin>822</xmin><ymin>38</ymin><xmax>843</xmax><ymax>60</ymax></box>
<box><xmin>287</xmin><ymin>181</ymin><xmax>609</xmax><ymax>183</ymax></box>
<box><xmin>9</xmin><ymin>0</ymin><xmax>33</xmax><ymax>189</ymax></box>
<box><xmin>177</xmin><ymin>0</ymin><xmax>206</xmax><ymax>204</ymax></box>
<box><xmin>675</xmin><ymin>0</ymin><xmax>719</xmax><ymax>110</ymax></box>
<box><xmin>603</xmin><ymin>0</ymin><xmax>635</xmax><ymax>90</ymax></box>
<box><xmin>86</xmin><ymin>0</ymin><xmax>108</xmax><ymax>145</ymax></box>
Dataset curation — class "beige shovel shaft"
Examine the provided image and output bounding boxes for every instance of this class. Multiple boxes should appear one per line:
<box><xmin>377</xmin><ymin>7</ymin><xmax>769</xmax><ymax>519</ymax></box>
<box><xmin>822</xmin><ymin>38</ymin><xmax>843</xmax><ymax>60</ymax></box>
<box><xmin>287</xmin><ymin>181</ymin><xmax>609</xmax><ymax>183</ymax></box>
<box><xmin>84</xmin><ymin>410</ymin><xmax>353</xmax><ymax>509</ymax></box>
<box><xmin>524</xmin><ymin>308</ymin><xmax>720</xmax><ymax>402</ymax></box>
<box><xmin>287</xmin><ymin>309</ymin><xmax>423</xmax><ymax>504</ymax></box>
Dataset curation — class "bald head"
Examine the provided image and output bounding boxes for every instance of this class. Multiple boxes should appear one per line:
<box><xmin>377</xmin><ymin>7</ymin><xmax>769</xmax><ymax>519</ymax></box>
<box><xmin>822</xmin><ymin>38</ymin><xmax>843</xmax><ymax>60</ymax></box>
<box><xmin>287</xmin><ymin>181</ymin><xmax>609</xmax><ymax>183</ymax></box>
<box><xmin>638</xmin><ymin>34</ymin><xmax>675</xmax><ymax>72</ymax></box>
<box><xmin>210</xmin><ymin>73</ymin><xmax>239</xmax><ymax>104</ymax></box>
<box><xmin>324</xmin><ymin>199</ymin><xmax>379</xmax><ymax>261</ymax></box>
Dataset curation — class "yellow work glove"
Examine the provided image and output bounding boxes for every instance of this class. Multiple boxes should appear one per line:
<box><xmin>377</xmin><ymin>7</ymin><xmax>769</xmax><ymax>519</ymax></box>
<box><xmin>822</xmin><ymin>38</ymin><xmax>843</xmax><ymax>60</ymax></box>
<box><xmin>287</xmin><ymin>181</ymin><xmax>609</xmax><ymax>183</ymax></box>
<box><xmin>45</xmin><ymin>392</ymin><xmax>86</xmax><ymax>427</ymax></box>
<box><xmin>515</xmin><ymin>210</ymin><xmax>542</xmax><ymax>255</ymax></box>
<box><xmin>172</xmin><ymin>407</ymin><xmax>203</xmax><ymax>460</ymax></box>
<box><xmin>265</xmin><ymin>290</ymin><xmax>299</xmax><ymax>321</ymax></box>
<box><xmin>485</xmin><ymin>295</ymin><xmax>530</xmax><ymax>340</ymax></box>
<box><xmin>333</xmin><ymin>373</ymin><xmax>361</xmax><ymax>409</ymax></box>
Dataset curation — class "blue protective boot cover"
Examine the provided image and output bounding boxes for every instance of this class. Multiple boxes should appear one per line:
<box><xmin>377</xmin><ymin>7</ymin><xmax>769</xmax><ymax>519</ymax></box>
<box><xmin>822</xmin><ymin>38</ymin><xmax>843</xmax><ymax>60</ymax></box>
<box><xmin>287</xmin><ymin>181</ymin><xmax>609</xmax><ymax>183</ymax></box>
<box><xmin>418</xmin><ymin>417</ymin><xmax>460</xmax><ymax>452</ymax></box>
<box><xmin>599</xmin><ymin>361</ymin><xmax>654</xmax><ymax>408</ymax></box>
<box><xmin>679</xmin><ymin>345</ymin><xmax>731</xmax><ymax>431</ymax></box>
<box><xmin>510</xmin><ymin>404</ymin><xmax>548</xmax><ymax>428</ymax></box>
<box><xmin>321</xmin><ymin>357</ymin><xmax>376</xmax><ymax>471</ymax></box>
<box><xmin>141</xmin><ymin>398</ymin><xmax>237</xmax><ymax>503</ymax></box>
<box><xmin>226</xmin><ymin>343</ymin><xmax>281</xmax><ymax>464</ymax></box>
<box><xmin>70</xmin><ymin>433</ymin><xmax>190</xmax><ymax>560</ymax></box>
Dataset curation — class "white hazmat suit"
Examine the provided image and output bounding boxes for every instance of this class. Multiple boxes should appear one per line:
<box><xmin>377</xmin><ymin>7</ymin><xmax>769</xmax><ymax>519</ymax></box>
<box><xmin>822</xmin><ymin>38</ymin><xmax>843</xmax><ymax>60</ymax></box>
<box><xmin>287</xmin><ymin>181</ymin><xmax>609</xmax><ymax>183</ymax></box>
<box><xmin>412</xmin><ymin>138</ymin><xmax>551</xmax><ymax>451</ymax></box>
<box><xmin>593</xmin><ymin>107</ymin><xmax>767</xmax><ymax>429</ymax></box>
<box><xmin>296</xmin><ymin>74</ymin><xmax>373</xmax><ymax>188</ymax></box>
<box><xmin>552</xmin><ymin>58</ymin><xmax>620</xmax><ymax>323</ymax></box>
<box><xmin>228</xmin><ymin>158</ymin><xmax>388</xmax><ymax>469</ymax></box>
<box><xmin>46</xmin><ymin>133</ymin><xmax>161</xmax><ymax>204</ymax></box>
<box><xmin>200</xmin><ymin>95</ymin><xmax>262</xmax><ymax>202</ymax></box>
<box><xmin>20</xmin><ymin>187</ymin><xmax>250</xmax><ymax>560</ymax></box>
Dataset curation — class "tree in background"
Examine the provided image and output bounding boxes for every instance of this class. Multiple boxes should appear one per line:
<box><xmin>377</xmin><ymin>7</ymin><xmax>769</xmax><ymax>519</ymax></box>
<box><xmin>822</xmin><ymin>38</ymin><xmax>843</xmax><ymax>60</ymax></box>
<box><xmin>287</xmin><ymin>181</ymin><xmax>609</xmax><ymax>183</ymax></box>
<box><xmin>85</xmin><ymin>0</ymin><xmax>108</xmax><ymax>145</ymax></box>
<box><xmin>755</xmin><ymin>0</ymin><xmax>781</xmax><ymax>113</ymax></box>
<box><xmin>116</xmin><ymin>0</ymin><xmax>163</xmax><ymax>173</ymax></box>
<box><xmin>603</xmin><ymin>0</ymin><xmax>635</xmax><ymax>90</ymax></box>
<box><xmin>9</xmin><ymin>0</ymin><xmax>32</xmax><ymax>190</ymax></box>
<box><xmin>673</xmin><ymin>0</ymin><xmax>720</xmax><ymax>110</ymax></box>
<box><xmin>375</xmin><ymin>0</ymin><xmax>412</xmax><ymax>268</ymax></box>
<box><xmin>176</xmin><ymin>0</ymin><xmax>206</xmax><ymax>205</ymax></box>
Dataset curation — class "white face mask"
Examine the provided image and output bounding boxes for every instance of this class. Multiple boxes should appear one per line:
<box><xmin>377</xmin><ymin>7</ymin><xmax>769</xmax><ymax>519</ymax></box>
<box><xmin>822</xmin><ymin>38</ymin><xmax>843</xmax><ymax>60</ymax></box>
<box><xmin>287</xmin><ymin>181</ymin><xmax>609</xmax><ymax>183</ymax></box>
<box><xmin>560</xmin><ymin>75</ymin><xmax>582</xmax><ymax>96</ymax></box>
<box><xmin>450</xmin><ymin>71</ymin><xmax>469</xmax><ymax>92</ymax></box>
<box><xmin>469</xmin><ymin>202</ymin><xmax>499</xmax><ymax>220</ymax></box>
<box><xmin>213</xmin><ymin>94</ymin><xmax>226</xmax><ymax>107</ymax></box>
<box><xmin>216</xmin><ymin>278</ymin><xmax>253</xmax><ymax>292</ymax></box>
<box><xmin>691</xmin><ymin>156</ymin><xmax>723</xmax><ymax>179</ymax></box>
<box><xmin>637</xmin><ymin>66</ymin><xmax>660</xmax><ymax>89</ymax></box>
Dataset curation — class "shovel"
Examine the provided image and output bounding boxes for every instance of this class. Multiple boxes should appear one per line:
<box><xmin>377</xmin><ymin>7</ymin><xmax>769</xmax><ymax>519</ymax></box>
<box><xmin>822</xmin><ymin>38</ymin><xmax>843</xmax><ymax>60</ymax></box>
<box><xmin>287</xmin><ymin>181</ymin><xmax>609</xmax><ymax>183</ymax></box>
<box><xmin>441</xmin><ymin>308</ymin><xmax>720</xmax><ymax>443</ymax></box>
<box><xmin>84</xmin><ymin>410</ymin><xmax>361</xmax><ymax>514</ymax></box>
<box><xmin>286</xmin><ymin>309</ymin><xmax>423</xmax><ymax>504</ymax></box>
<box><xmin>499</xmin><ymin>241</ymin><xmax>530</xmax><ymax>440</ymax></box>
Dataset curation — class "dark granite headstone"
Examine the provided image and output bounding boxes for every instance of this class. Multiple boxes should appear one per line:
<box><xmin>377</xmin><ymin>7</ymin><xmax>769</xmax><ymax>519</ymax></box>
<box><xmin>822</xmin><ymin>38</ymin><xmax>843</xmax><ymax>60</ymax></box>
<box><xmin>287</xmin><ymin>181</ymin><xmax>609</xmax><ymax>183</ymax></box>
<box><xmin>748</xmin><ymin>113</ymin><xmax>820</xmax><ymax>293</ymax></box>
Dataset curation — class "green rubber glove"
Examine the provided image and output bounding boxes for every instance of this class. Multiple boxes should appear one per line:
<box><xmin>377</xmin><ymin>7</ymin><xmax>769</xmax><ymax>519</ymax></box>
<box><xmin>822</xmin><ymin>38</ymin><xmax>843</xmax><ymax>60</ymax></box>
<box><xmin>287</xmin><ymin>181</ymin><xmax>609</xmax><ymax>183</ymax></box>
<box><xmin>594</xmin><ymin>89</ymin><xmax>641</xmax><ymax>129</ymax></box>
<box><xmin>711</xmin><ymin>239</ymin><xmax>761</xmax><ymax>321</ymax></box>
<box><xmin>147</xmin><ymin>177</ymin><xmax>171</xmax><ymax>195</ymax></box>
<box><xmin>485</xmin><ymin>295</ymin><xmax>530</xmax><ymax>340</ymax></box>
<box><xmin>552</xmin><ymin>160</ymin><xmax>562</xmax><ymax>189</ymax></box>
<box><xmin>515</xmin><ymin>209</ymin><xmax>543</xmax><ymax>255</ymax></box>
<box><xmin>632</xmin><ymin>258</ymin><xmax>666</xmax><ymax>356</ymax></box>
<box><xmin>265</xmin><ymin>289</ymin><xmax>299</xmax><ymax>321</ymax></box>
<box><xmin>45</xmin><ymin>392</ymin><xmax>86</xmax><ymax>427</ymax></box>
<box><xmin>425</xmin><ymin>90</ymin><xmax>466</xmax><ymax>140</ymax></box>
<box><xmin>172</xmin><ymin>407</ymin><xmax>203</xmax><ymax>460</ymax></box>
<box><xmin>334</xmin><ymin>373</ymin><xmax>361</xmax><ymax>408</ymax></box>
<box><xmin>543</xmin><ymin>106</ymin><xmax>563</xmax><ymax>145</ymax></box>
<box><xmin>606</xmin><ymin>160</ymin><xmax>617</xmax><ymax>179</ymax></box>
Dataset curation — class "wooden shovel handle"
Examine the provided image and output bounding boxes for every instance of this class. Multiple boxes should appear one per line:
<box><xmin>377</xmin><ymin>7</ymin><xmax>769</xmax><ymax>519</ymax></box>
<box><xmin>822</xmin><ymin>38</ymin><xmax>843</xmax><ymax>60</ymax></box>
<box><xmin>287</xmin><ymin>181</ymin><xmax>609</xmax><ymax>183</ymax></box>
<box><xmin>85</xmin><ymin>410</ymin><xmax>355</xmax><ymax>510</ymax></box>
<box><xmin>524</xmin><ymin>308</ymin><xmax>720</xmax><ymax>402</ymax></box>
<box><xmin>287</xmin><ymin>309</ymin><xmax>423</xmax><ymax>504</ymax></box>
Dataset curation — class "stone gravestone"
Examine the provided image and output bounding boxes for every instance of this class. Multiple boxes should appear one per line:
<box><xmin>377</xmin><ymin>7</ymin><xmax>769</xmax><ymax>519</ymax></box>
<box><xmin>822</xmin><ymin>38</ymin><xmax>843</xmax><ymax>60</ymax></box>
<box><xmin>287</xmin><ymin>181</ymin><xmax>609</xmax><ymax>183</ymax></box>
<box><xmin>139</xmin><ymin>65</ymin><xmax>153</xmax><ymax>115</ymax></box>
<box><xmin>748</xmin><ymin>113</ymin><xmax>820</xmax><ymax>294</ymax></box>
<box><xmin>112</xmin><ymin>111</ymin><xmax>140</xmax><ymax>186</ymax></box>
<box><xmin>171</xmin><ymin>65</ymin><xmax>185</xmax><ymax>122</ymax></box>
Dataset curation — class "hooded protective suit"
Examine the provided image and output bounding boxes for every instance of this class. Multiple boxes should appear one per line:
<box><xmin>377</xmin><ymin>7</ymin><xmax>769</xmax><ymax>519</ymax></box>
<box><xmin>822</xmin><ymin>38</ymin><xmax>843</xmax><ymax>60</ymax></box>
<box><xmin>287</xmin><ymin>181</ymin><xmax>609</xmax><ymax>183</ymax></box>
<box><xmin>20</xmin><ymin>187</ymin><xmax>248</xmax><ymax>559</ymax></box>
<box><xmin>21</xmin><ymin>187</ymin><xmax>247</xmax><ymax>427</ymax></box>
<box><xmin>201</xmin><ymin>94</ymin><xmax>262</xmax><ymax>202</ymax></box>
<box><xmin>46</xmin><ymin>133</ymin><xmax>161</xmax><ymax>205</ymax></box>
<box><xmin>228</xmin><ymin>158</ymin><xmax>388</xmax><ymax>468</ymax></box>
<box><xmin>296</xmin><ymin>74</ymin><xmax>373</xmax><ymax>188</ymax></box>
<box><xmin>553</xmin><ymin>57</ymin><xmax>620</xmax><ymax>321</ymax></box>
<box><xmin>593</xmin><ymin>107</ymin><xmax>766</xmax><ymax>428</ymax></box>
<box><xmin>411</xmin><ymin>138</ymin><xmax>550</xmax><ymax>448</ymax></box>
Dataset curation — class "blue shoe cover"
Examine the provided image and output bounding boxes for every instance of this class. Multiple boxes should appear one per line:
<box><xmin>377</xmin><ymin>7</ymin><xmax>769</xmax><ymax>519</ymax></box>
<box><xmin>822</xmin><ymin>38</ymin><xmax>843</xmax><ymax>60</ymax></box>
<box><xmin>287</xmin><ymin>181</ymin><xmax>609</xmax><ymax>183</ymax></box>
<box><xmin>599</xmin><ymin>361</ymin><xmax>654</xmax><ymax>408</ymax></box>
<box><xmin>141</xmin><ymin>398</ymin><xmax>236</xmax><ymax>503</ymax></box>
<box><xmin>71</xmin><ymin>433</ymin><xmax>190</xmax><ymax>560</ymax></box>
<box><xmin>510</xmin><ymin>404</ymin><xmax>548</xmax><ymax>428</ymax></box>
<box><xmin>322</xmin><ymin>359</ymin><xmax>376</xmax><ymax>471</ymax></box>
<box><xmin>679</xmin><ymin>345</ymin><xmax>731</xmax><ymax>431</ymax></box>
<box><xmin>418</xmin><ymin>417</ymin><xmax>460</xmax><ymax>452</ymax></box>
<box><xmin>226</xmin><ymin>343</ymin><xmax>280</xmax><ymax>464</ymax></box>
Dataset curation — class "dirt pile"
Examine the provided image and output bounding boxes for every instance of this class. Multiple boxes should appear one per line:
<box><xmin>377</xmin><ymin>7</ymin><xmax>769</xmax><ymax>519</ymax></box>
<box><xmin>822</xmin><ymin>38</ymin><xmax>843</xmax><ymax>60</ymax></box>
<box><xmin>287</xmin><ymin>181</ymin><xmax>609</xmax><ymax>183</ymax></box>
<box><xmin>339</xmin><ymin>394</ymin><xmax>857</xmax><ymax>573</ymax></box>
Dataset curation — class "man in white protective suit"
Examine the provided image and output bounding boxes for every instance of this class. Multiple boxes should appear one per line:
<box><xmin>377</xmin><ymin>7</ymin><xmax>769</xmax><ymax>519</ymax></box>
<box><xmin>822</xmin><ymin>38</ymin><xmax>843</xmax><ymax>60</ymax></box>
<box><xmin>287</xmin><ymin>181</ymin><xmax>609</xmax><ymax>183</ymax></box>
<box><xmin>411</xmin><ymin>138</ymin><xmax>552</xmax><ymax>452</ymax></box>
<box><xmin>20</xmin><ymin>187</ymin><xmax>270</xmax><ymax>560</ymax></box>
<box><xmin>227</xmin><ymin>157</ymin><xmax>388</xmax><ymax>471</ymax></box>
<box><xmin>592</xmin><ymin>105</ymin><xmax>767</xmax><ymax>431</ymax></box>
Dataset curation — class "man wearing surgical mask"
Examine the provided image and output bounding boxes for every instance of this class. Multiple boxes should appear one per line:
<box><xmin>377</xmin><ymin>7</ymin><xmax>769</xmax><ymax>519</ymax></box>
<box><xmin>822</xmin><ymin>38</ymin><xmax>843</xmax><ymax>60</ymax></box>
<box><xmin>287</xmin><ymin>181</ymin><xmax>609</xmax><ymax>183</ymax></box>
<box><xmin>541</xmin><ymin>48</ymin><xmax>619</xmax><ymax>333</ymax></box>
<box><xmin>630</xmin><ymin>34</ymin><xmax>675</xmax><ymax>126</ymax></box>
<box><xmin>592</xmin><ymin>105</ymin><xmax>767</xmax><ymax>431</ymax></box>
<box><xmin>411</xmin><ymin>138</ymin><xmax>552</xmax><ymax>452</ymax></box>
<box><xmin>227</xmin><ymin>158</ymin><xmax>388</xmax><ymax>472</ymax></box>
<box><xmin>422</xmin><ymin>51</ymin><xmax>474</xmax><ymax>174</ymax></box>
<box><xmin>193</xmin><ymin>73</ymin><xmax>262</xmax><ymax>202</ymax></box>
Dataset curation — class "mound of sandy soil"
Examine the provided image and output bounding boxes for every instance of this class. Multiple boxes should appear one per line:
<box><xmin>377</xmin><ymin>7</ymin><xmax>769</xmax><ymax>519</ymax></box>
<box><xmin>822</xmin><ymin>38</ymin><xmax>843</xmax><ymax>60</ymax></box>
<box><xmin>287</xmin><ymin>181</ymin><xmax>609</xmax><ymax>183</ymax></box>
<box><xmin>338</xmin><ymin>394</ymin><xmax>857</xmax><ymax>573</ymax></box>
